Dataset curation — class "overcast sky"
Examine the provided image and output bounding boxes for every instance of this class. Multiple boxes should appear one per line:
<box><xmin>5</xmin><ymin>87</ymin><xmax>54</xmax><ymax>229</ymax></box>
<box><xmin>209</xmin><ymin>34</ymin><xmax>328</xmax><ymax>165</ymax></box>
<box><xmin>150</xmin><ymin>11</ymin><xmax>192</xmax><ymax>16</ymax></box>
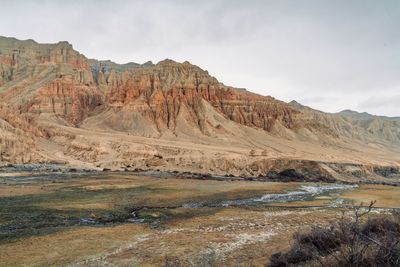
<box><xmin>1</xmin><ymin>0</ymin><xmax>399</xmax><ymax>116</ymax></box>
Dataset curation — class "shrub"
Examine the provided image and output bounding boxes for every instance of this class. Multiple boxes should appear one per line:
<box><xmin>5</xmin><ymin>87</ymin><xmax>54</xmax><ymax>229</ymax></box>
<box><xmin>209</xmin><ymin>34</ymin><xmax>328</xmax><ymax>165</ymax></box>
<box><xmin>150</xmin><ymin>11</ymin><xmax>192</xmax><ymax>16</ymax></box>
<box><xmin>163</xmin><ymin>255</ymin><xmax>182</xmax><ymax>267</ymax></box>
<box><xmin>268</xmin><ymin>201</ymin><xmax>400</xmax><ymax>267</ymax></box>
<box><xmin>249</xmin><ymin>149</ymin><xmax>257</xmax><ymax>157</ymax></box>
<box><xmin>163</xmin><ymin>250</ymin><xmax>217</xmax><ymax>267</ymax></box>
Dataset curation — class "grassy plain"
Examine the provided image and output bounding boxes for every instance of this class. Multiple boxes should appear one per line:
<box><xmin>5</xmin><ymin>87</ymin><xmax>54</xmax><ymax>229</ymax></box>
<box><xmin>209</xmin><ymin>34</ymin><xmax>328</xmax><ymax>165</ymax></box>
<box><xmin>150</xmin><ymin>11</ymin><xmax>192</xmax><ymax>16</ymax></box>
<box><xmin>0</xmin><ymin>173</ymin><xmax>398</xmax><ymax>266</ymax></box>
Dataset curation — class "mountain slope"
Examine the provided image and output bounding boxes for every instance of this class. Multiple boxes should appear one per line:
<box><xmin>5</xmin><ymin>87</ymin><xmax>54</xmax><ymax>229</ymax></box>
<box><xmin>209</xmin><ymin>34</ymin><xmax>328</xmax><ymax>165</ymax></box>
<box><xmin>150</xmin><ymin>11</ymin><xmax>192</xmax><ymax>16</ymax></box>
<box><xmin>289</xmin><ymin>101</ymin><xmax>400</xmax><ymax>146</ymax></box>
<box><xmin>0</xmin><ymin>36</ymin><xmax>399</xmax><ymax>181</ymax></box>
<box><xmin>338</xmin><ymin>109</ymin><xmax>400</xmax><ymax>122</ymax></box>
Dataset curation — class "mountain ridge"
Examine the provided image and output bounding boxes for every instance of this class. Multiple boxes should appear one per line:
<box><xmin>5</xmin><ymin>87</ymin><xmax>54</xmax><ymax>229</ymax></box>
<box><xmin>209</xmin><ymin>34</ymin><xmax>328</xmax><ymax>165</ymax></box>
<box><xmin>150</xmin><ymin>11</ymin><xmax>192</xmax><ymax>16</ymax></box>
<box><xmin>338</xmin><ymin>109</ymin><xmax>400</xmax><ymax>122</ymax></box>
<box><xmin>0</xmin><ymin>36</ymin><xmax>399</xmax><ymax>182</ymax></box>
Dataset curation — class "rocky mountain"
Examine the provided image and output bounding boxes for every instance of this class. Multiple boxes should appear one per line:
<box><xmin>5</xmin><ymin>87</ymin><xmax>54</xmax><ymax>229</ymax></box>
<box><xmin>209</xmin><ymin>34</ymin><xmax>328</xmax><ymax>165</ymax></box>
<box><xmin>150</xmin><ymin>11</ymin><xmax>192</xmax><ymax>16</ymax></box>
<box><xmin>289</xmin><ymin>101</ymin><xmax>400</xmax><ymax>146</ymax></box>
<box><xmin>338</xmin><ymin>109</ymin><xmax>400</xmax><ymax>122</ymax></box>
<box><xmin>0</xmin><ymin>36</ymin><xmax>399</xmax><ymax>182</ymax></box>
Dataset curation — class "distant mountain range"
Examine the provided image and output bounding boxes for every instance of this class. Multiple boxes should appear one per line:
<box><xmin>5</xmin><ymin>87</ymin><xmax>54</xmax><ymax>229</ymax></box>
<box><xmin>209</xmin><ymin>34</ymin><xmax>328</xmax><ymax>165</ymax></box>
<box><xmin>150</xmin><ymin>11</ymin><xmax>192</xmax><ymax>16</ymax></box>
<box><xmin>337</xmin><ymin>109</ymin><xmax>400</xmax><ymax>122</ymax></box>
<box><xmin>0</xmin><ymin>36</ymin><xmax>399</xmax><ymax>181</ymax></box>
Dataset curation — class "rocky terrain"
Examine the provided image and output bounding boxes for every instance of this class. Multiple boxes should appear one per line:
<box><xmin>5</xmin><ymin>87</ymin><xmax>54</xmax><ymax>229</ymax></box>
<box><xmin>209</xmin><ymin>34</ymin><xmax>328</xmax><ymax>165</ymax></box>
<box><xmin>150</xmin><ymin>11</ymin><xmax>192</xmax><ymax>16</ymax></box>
<box><xmin>0</xmin><ymin>36</ymin><xmax>399</xmax><ymax>182</ymax></box>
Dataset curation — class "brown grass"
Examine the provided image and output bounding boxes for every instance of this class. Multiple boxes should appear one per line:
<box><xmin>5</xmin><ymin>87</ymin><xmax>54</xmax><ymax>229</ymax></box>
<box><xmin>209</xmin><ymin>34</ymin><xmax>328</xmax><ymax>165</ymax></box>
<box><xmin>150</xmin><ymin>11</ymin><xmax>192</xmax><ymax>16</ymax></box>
<box><xmin>341</xmin><ymin>184</ymin><xmax>400</xmax><ymax>208</ymax></box>
<box><xmin>1</xmin><ymin>174</ymin><xmax>399</xmax><ymax>266</ymax></box>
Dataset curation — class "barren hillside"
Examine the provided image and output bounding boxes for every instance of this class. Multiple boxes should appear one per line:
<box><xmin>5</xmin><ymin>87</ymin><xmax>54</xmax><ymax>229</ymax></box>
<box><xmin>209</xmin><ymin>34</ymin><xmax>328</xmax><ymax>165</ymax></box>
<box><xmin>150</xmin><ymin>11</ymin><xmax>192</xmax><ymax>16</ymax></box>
<box><xmin>0</xmin><ymin>36</ymin><xmax>399</xmax><ymax>181</ymax></box>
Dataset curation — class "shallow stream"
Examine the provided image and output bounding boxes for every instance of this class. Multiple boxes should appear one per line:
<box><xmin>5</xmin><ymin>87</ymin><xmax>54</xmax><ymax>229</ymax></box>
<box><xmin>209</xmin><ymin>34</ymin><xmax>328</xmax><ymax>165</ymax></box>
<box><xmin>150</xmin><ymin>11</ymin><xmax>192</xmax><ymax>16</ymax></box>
<box><xmin>0</xmin><ymin>171</ymin><xmax>372</xmax><ymax>243</ymax></box>
<box><xmin>182</xmin><ymin>184</ymin><xmax>357</xmax><ymax>208</ymax></box>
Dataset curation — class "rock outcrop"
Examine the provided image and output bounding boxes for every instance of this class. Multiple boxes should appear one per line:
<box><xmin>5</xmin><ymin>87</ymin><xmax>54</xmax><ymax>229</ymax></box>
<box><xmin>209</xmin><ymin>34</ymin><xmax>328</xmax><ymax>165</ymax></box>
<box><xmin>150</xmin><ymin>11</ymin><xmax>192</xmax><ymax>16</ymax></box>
<box><xmin>0</xmin><ymin>36</ymin><xmax>399</xmax><ymax>182</ymax></box>
<box><xmin>104</xmin><ymin>59</ymin><xmax>296</xmax><ymax>134</ymax></box>
<box><xmin>289</xmin><ymin>100</ymin><xmax>400</xmax><ymax>146</ymax></box>
<box><xmin>0</xmin><ymin>37</ymin><xmax>296</xmax><ymax>133</ymax></box>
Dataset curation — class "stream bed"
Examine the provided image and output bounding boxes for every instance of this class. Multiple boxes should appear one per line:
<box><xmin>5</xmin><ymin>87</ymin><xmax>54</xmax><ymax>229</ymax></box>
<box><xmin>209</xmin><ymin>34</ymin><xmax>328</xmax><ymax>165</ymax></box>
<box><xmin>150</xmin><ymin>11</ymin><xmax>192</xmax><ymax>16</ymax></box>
<box><xmin>182</xmin><ymin>184</ymin><xmax>357</xmax><ymax>208</ymax></box>
<box><xmin>0</xmin><ymin>171</ymin><xmax>379</xmax><ymax>244</ymax></box>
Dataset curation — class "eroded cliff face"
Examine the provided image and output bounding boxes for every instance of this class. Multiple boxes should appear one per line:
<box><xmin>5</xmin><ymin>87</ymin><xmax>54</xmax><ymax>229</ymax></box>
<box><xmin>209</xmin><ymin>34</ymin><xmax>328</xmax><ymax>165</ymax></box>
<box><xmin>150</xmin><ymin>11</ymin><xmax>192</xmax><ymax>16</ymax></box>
<box><xmin>0</xmin><ymin>106</ymin><xmax>51</xmax><ymax>163</ymax></box>
<box><xmin>105</xmin><ymin>60</ymin><xmax>297</xmax><ymax>134</ymax></box>
<box><xmin>0</xmin><ymin>36</ymin><xmax>399</xmax><ymax>181</ymax></box>
<box><xmin>0</xmin><ymin>37</ymin><xmax>100</xmax><ymax>124</ymax></box>
<box><xmin>30</xmin><ymin>79</ymin><xmax>103</xmax><ymax>124</ymax></box>
<box><xmin>0</xmin><ymin>104</ymin><xmax>47</xmax><ymax>138</ymax></box>
<box><xmin>0</xmin><ymin>36</ymin><xmax>398</xmax><ymax>145</ymax></box>
<box><xmin>0</xmin><ymin>37</ymin><xmax>88</xmax><ymax>68</ymax></box>
<box><xmin>0</xmin><ymin>37</ymin><xmax>298</xmax><ymax>135</ymax></box>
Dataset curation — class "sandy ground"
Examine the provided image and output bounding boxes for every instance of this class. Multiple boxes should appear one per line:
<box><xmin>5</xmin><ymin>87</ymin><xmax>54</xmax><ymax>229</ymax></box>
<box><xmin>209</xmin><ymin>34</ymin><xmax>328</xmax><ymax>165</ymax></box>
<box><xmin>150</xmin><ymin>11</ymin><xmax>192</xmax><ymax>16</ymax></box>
<box><xmin>33</xmin><ymin>113</ymin><xmax>400</xmax><ymax>177</ymax></box>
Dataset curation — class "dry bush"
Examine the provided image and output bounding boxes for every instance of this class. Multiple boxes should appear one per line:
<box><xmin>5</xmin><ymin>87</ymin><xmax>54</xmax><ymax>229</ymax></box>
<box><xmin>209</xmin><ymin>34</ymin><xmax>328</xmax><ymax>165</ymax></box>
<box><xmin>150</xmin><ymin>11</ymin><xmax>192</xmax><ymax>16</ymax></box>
<box><xmin>268</xmin><ymin>201</ymin><xmax>400</xmax><ymax>267</ymax></box>
<box><xmin>163</xmin><ymin>255</ymin><xmax>183</xmax><ymax>267</ymax></box>
<box><xmin>249</xmin><ymin>149</ymin><xmax>257</xmax><ymax>157</ymax></box>
<box><xmin>163</xmin><ymin>250</ymin><xmax>217</xmax><ymax>267</ymax></box>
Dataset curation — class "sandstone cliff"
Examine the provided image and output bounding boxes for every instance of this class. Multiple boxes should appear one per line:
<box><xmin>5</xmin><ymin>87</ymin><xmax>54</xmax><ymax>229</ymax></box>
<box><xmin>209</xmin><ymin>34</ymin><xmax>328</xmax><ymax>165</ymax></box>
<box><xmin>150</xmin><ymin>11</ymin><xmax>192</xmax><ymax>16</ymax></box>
<box><xmin>0</xmin><ymin>36</ymin><xmax>399</xmax><ymax>181</ymax></box>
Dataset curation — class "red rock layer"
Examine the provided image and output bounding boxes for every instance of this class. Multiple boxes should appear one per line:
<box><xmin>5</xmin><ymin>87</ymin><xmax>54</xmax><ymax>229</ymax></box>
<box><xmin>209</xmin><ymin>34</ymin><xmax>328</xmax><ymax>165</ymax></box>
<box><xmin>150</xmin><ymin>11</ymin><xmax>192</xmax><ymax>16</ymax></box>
<box><xmin>0</xmin><ymin>104</ymin><xmax>47</xmax><ymax>138</ymax></box>
<box><xmin>0</xmin><ymin>38</ymin><xmax>297</xmax><ymax>134</ymax></box>
<box><xmin>107</xmin><ymin>60</ymin><xmax>297</xmax><ymax>132</ymax></box>
<box><xmin>30</xmin><ymin>79</ymin><xmax>103</xmax><ymax>124</ymax></box>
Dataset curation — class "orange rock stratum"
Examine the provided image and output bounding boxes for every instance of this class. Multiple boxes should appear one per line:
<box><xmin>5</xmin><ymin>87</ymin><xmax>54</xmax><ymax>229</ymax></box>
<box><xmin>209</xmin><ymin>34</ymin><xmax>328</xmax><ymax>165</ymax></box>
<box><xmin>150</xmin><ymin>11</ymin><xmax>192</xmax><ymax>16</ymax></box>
<box><xmin>0</xmin><ymin>36</ymin><xmax>399</xmax><ymax>181</ymax></box>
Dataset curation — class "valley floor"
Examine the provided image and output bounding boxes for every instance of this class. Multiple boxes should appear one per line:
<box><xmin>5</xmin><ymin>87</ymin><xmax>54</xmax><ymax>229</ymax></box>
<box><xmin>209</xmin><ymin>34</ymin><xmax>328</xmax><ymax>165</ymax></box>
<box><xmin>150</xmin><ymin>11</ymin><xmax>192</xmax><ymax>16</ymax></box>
<box><xmin>0</xmin><ymin>172</ymin><xmax>399</xmax><ymax>266</ymax></box>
